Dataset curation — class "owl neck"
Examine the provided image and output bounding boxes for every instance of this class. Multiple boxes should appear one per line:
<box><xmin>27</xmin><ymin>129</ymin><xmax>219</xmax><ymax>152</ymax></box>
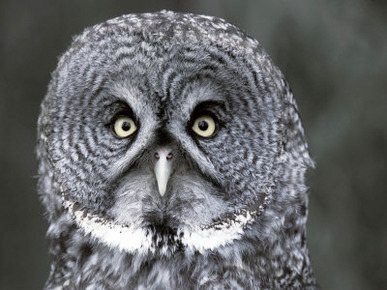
<box><xmin>45</xmin><ymin>208</ymin><xmax>316</xmax><ymax>289</ymax></box>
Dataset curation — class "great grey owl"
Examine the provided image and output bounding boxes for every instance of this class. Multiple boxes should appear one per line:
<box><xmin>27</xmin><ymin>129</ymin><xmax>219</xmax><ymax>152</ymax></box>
<box><xmin>37</xmin><ymin>11</ymin><xmax>317</xmax><ymax>289</ymax></box>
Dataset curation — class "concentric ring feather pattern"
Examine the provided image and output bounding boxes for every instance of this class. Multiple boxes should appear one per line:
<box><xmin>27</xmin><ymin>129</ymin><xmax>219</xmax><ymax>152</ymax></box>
<box><xmin>37</xmin><ymin>11</ymin><xmax>317</xmax><ymax>289</ymax></box>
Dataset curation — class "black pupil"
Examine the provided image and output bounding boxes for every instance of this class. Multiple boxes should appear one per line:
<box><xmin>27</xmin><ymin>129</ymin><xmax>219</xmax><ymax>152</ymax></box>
<box><xmin>198</xmin><ymin>120</ymin><xmax>209</xmax><ymax>131</ymax></box>
<box><xmin>121</xmin><ymin>121</ymin><xmax>131</xmax><ymax>131</ymax></box>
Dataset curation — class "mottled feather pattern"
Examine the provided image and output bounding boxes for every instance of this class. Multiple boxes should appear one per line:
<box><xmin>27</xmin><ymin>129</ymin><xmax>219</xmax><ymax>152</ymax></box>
<box><xmin>37</xmin><ymin>11</ymin><xmax>317</xmax><ymax>288</ymax></box>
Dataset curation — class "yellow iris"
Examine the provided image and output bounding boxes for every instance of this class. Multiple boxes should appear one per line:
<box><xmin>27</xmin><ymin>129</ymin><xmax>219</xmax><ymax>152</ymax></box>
<box><xmin>192</xmin><ymin>115</ymin><xmax>216</xmax><ymax>138</ymax></box>
<box><xmin>113</xmin><ymin>116</ymin><xmax>137</xmax><ymax>138</ymax></box>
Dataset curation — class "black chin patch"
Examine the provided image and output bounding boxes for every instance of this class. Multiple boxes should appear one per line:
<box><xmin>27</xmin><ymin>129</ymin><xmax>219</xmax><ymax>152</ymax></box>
<box><xmin>145</xmin><ymin>224</ymin><xmax>184</xmax><ymax>252</ymax></box>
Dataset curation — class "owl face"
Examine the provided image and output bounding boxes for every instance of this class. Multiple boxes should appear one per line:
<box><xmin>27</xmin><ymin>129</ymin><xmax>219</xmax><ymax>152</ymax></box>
<box><xmin>41</xmin><ymin>12</ymin><xmax>304</xmax><ymax>255</ymax></box>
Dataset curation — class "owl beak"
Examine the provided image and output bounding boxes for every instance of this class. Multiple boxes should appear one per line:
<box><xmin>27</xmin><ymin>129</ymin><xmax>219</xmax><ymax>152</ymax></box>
<box><xmin>154</xmin><ymin>148</ymin><xmax>173</xmax><ymax>196</ymax></box>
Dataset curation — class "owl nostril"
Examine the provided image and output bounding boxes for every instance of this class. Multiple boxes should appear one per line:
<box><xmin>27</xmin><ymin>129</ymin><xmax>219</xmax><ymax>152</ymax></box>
<box><xmin>154</xmin><ymin>149</ymin><xmax>173</xmax><ymax>161</ymax></box>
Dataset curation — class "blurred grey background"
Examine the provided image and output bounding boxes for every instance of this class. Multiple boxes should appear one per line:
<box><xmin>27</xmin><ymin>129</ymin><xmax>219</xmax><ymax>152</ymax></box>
<box><xmin>1</xmin><ymin>0</ymin><xmax>386</xmax><ymax>289</ymax></box>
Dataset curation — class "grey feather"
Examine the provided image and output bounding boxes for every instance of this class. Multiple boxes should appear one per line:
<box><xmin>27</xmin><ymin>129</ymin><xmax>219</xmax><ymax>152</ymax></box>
<box><xmin>37</xmin><ymin>10</ymin><xmax>317</xmax><ymax>289</ymax></box>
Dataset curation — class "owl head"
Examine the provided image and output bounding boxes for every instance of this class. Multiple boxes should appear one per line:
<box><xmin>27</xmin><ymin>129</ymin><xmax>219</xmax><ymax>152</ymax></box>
<box><xmin>37</xmin><ymin>11</ymin><xmax>313</xmax><ymax>256</ymax></box>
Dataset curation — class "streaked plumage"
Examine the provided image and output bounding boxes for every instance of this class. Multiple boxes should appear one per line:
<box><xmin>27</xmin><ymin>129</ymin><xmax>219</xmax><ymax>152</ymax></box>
<box><xmin>37</xmin><ymin>11</ymin><xmax>317</xmax><ymax>289</ymax></box>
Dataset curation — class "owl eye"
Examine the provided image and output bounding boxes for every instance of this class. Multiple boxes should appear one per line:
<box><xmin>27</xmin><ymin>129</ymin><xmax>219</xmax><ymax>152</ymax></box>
<box><xmin>192</xmin><ymin>115</ymin><xmax>216</xmax><ymax>138</ymax></box>
<box><xmin>113</xmin><ymin>116</ymin><xmax>137</xmax><ymax>138</ymax></box>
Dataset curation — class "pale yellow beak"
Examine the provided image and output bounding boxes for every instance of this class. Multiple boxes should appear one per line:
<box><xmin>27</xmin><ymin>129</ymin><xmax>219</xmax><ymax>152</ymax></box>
<box><xmin>154</xmin><ymin>148</ymin><xmax>173</xmax><ymax>196</ymax></box>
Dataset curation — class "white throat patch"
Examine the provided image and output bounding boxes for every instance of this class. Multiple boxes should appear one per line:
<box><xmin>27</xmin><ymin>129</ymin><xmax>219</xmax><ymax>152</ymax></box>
<box><xmin>63</xmin><ymin>196</ymin><xmax>268</xmax><ymax>254</ymax></box>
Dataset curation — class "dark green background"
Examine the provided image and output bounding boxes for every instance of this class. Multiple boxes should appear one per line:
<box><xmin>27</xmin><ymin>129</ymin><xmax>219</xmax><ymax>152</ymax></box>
<box><xmin>1</xmin><ymin>1</ymin><xmax>386</xmax><ymax>289</ymax></box>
